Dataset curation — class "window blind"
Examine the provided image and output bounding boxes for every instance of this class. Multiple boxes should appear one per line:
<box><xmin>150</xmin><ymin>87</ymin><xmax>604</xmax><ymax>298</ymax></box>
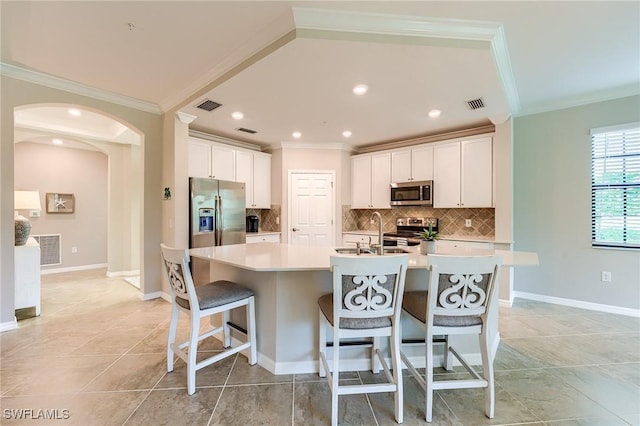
<box><xmin>591</xmin><ymin>123</ymin><xmax>640</xmax><ymax>249</ymax></box>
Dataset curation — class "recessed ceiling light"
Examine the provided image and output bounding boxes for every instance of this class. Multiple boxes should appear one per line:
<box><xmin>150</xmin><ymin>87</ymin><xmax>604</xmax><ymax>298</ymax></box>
<box><xmin>52</xmin><ymin>138</ymin><xmax>63</xmax><ymax>145</ymax></box>
<box><xmin>342</xmin><ymin>130</ymin><xmax>352</xmax><ymax>138</ymax></box>
<box><xmin>68</xmin><ymin>108</ymin><xmax>82</xmax><ymax>117</ymax></box>
<box><xmin>231</xmin><ymin>111</ymin><xmax>244</xmax><ymax>120</ymax></box>
<box><xmin>353</xmin><ymin>84</ymin><xmax>368</xmax><ymax>95</ymax></box>
<box><xmin>428</xmin><ymin>109</ymin><xmax>441</xmax><ymax>118</ymax></box>
<box><xmin>292</xmin><ymin>131</ymin><xmax>302</xmax><ymax>139</ymax></box>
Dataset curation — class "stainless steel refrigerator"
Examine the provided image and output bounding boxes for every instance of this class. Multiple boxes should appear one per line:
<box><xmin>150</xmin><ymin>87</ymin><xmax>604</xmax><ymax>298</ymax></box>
<box><xmin>189</xmin><ymin>177</ymin><xmax>246</xmax><ymax>285</ymax></box>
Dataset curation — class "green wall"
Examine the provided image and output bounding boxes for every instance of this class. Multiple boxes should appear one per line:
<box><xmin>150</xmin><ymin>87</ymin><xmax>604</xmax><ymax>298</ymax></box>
<box><xmin>514</xmin><ymin>95</ymin><xmax>640</xmax><ymax>310</ymax></box>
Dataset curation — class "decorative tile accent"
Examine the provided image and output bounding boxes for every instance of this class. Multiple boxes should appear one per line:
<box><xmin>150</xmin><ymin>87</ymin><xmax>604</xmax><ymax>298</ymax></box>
<box><xmin>246</xmin><ymin>205</ymin><xmax>281</xmax><ymax>232</ymax></box>
<box><xmin>342</xmin><ymin>206</ymin><xmax>495</xmax><ymax>237</ymax></box>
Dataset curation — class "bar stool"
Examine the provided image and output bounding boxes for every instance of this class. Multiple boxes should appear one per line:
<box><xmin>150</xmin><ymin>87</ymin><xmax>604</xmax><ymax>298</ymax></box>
<box><xmin>160</xmin><ymin>244</ymin><xmax>257</xmax><ymax>395</ymax></box>
<box><xmin>318</xmin><ymin>254</ymin><xmax>409</xmax><ymax>426</ymax></box>
<box><xmin>400</xmin><ymin>254</ymin><xmax>502</xmax><ymax>422</ymax></box>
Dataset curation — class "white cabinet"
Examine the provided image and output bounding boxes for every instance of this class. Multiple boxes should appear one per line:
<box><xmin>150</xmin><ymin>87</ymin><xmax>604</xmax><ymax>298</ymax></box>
<box><xmin>236</xmin><ymin>150</ymin><xmax>271</xmax><ymax>208</ymax></box>
<box><xmin>433</xmin><ymin>137</ymin><xmax>493</xmax><ymax>208</ymax></box>
<box><xmin>188</xmin><ymin>137</ymin><xmax>272</xmax><ymax>209</ymax></box>
<box><xmin>246</xmin><ymin>233</ymin><xmax>280</xmax><ymax>243</ymax></box>
<box><xmin>187</xmin><ymin>138</ymin><xmax>235</xmax><ymax>181</ymax></box>
<box><xmin>342</xmin><ymin>233</ymin><xmax>379</xmax><ymax>247</ymax></box>
<box><xmin>351</xmin><ymin>152</ymin><xmax>391</xmax><ymax>209</ymax></box>
<box><xmin>15</xmin><ymin>237</ymin><xmax>41</xmax><ymax>316</ymax></box>
<box><xmin>391</xmin><ymin>145</ymin><xmax>433</xmax><ymax>182</ymax></box>
<box><xmin>436</xmin><ymin>239</ymin><xmax>494</xmax><ymax>250</ymax></box>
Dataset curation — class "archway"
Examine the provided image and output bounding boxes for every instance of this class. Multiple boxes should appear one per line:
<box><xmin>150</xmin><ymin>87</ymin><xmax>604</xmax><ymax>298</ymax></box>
<box><xmin>14</xmin><ymin>104</ymin><xmax>143</xmax><ymax>290</ymax></box>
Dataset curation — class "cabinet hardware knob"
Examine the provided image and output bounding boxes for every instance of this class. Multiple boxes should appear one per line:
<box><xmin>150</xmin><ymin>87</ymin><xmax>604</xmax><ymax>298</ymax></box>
<box><xmin>292</xmin><ymin>228</ymin><xmax>299</xmax><ymax>232</ymax></box>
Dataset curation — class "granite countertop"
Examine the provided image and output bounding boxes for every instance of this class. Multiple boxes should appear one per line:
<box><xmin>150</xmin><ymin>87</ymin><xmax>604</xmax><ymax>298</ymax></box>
<box><xmin>342</xmin><ymin>231</ymin><xmax>512</xmax><ymax>245</ymax></box>
<box><xmin>190</xmin><ymin>242</ymin><xmax>538</xmax><ymax>272</ymax></box>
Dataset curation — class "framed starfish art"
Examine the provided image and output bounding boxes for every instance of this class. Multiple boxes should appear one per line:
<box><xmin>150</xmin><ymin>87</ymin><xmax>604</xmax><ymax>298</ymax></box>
<box><xmin>46</xmin><ymin>193</ymin><xmax>74</xmax><ymax>214</ymax></box>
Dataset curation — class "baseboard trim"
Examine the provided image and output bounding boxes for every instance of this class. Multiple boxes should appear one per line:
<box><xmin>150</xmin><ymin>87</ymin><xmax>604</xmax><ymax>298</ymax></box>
<box><xmin>226</xmin><ymin>333</ymin><xmax>502</xmax><ymax>375</ymax></box>
<box><xmin>514</xmin><ymin>291</ymin><xmax>640</xmax><ymax>318</ymax></box>
<box><xmin>40</xmin><ymin>263</ymin><xmax>108</xmax><ymax>275</ymax></box>
<box><xmin>0</xmin><ymin>318</ymin><xmax>18</xmax><ymax>333</ymax></box>
<box><xmin>139</xmin><ymin>291</ymin><xmax>165</xmax><ymax>301</ymax></box>
<box><xmin>106</xmin><ymin>269</ymin><xmax>140</xmax><ymax>278</ymax></box>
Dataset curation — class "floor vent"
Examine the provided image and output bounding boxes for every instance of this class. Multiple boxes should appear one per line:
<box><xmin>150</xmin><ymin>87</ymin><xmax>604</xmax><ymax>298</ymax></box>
<box><xmin>32</xmin><ymin>234</ymin><xmax>62</xmax><ymax>266</ymax></box>
<box><xmin>195</xmin><ymin>99</ymin><xmax>222</xmax><ymax>112</ymax></box>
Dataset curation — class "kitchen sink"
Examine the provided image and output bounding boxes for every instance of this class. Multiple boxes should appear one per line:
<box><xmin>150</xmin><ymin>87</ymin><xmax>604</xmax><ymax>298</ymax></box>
<box><xmin>334</xmin><ymin>247</ymin><xmax>409</xmax><ymax>255</ymax></box>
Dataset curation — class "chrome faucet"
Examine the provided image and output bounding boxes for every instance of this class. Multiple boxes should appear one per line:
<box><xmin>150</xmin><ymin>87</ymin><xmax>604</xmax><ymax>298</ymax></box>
<box><xmin>371</xmin><ymin>211</ymin><xmax>384</xmax><ymax>255</ymax></box>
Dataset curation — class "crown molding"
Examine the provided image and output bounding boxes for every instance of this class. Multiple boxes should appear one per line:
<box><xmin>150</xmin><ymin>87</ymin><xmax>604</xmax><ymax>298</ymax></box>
<box><xmin>291</xmin><ymin>7</ymin><xmax>520</xmax><ymax>115</ymax></box>
<box><xmin>271</xmin><ymin>141</ymin><xmax>352</xmax><ymax>152</ymax></box>
<box><xmin>176</xmin><ymin>111</ymin><xmax>197</xmax><ymax>124</ymax></box>
<box><xmin>164</xmin><ymin>9</ymin><xmax>296</xmax><ymax>112</ymax></box>
<box><xmin>514</xmin><ymin>83</ymin><xmax>640</xmax><ymax>117</ymax></box>
<box><xmin>0</xmin><ymin>62</ymin><xmax>162</xmax><ymax>115</ymax></box>
<box><xmin>188</xmin><ymin>129</ymin><xmax>263</xmax><ymax>152</ymax></box>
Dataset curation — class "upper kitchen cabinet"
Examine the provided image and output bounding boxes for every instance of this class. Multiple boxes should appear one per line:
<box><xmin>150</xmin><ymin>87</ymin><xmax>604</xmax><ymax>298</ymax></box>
<box><xmin>236</xmin><ymin>150</ymin><xmax>271</xmax><ymax>209</ymax></box>
<box><xmin>433</xmin><ymin>137</ymin><xmax>493</xmax><ymax>208</ymax></box>
<box><xmin>351</xmin><ymin>152</ymin><xmax>391</xmax><ymax>209</ymax></box>
<box><xmin>391</xmin><ymin>145</ymin><xmax>433</xmax><ymax>182</ymax></box>
<box><xmin>187</xmin><ymin>138</ymin><xmax>235</xmax><ymax>181</ymax></box>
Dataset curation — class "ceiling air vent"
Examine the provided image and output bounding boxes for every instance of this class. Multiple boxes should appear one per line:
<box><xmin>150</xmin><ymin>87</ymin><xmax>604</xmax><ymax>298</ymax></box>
<box><xmin>195</xmin><ymin>99</ymin><xmax>222</xmax><ymax>112</ymax></box>
<box><xmin>236</xmin><ymin>127</ymin><xmax>257</xmax><ymax>134</ymax></box>
<box><xmin>466</xmin><ymin>97</ymin><xmax>485</xmax><ymax>110</ymax></box>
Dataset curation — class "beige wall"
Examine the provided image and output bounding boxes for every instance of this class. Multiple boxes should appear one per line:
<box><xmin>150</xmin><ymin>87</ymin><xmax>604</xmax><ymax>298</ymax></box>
<box><xmin>272</xmin><ymin>146</ymin><xmax>351</xmax><ymax>244</ymax></box>
<box><xmin>14</xmin><ymin>142</ymin><xmax>108</xmax><ymax>269</ymax></box>
<box><xmin>1</xmin><ymin>76</ymin><xmax>163</xmax><ymax>329</ymax></box>
<box><xmin>513</xmin><ymin>95</ymin><xmax>640</xmax><ymax>310</ymax></box>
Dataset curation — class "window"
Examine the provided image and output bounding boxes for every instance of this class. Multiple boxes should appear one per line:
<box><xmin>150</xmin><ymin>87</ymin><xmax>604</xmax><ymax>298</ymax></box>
<box><xmin>591</xmin><ymin>123</ymin><xmax>640</xmax><ymax>249</ymax></box>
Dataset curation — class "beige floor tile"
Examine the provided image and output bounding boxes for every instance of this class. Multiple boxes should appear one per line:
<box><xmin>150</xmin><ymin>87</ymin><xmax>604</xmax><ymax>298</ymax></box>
<box><xmin>68</xmin><ymin>390</ymin><xmax>150</xmax><ymax>426</ymax></box>
<box><xmin>212</xmin><ymin>383</ymin><xmax>294</xmax><ymax>425</ymax></box>
<box><xmin>125</xmin><ymin>387</ymin><xmax>221</xmax><ymax>425</ymax></box>
<box><xmin>2</xmin><ymin>268</ymin><xmax>638</xmax><ymax>425</ymax></box>
<box><xmin>83</xmin><ymin>353</ymin><xmax>166</xmax><ymax>391</ymax></box>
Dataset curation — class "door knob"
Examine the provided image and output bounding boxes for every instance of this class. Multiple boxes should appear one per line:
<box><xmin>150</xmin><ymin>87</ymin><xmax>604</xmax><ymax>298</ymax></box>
<box><xmin>292</xmin><ymin>228</ymin><xmax>299</xmax><ymax>232</ymax></box>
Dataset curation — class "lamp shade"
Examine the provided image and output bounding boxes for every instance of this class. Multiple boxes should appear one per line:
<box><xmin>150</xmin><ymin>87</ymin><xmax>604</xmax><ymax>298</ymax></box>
<box><xmin>14</xmin><ymin>190</ymin><xmax>42</xmax><ymax>211</ymax></box>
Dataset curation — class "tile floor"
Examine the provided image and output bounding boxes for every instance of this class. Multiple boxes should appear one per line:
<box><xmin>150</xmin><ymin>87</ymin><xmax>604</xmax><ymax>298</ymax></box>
<box><xmin>1</xmin><ymin>268</ymin><xmax>638</xmax><ymax>425</ymax></box>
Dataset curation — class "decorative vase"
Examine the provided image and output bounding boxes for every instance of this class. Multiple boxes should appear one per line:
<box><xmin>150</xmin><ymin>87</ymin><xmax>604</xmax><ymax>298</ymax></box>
<box><xmin>419</xmin><ymin>240</ymin><xmax>436</xmax><ymax>255</ymax></box>
<box><xmin>15</xmin><ymin>215</ymin><xmax>32</xmax><ymax>246</ymax></box>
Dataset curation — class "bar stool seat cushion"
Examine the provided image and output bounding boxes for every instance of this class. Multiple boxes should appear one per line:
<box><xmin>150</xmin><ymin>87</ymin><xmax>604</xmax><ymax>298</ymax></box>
<box><xmin>176</xmin><ymin>281</ymin><xmax>254</xmax><ymax>311</ymax></box>
<box><xmin>403</xmin><ymin>290</ymin><xmax>483</xmax><ymax>328</ymax></box>
<box><xmin>318</xmin><ymin>293</ymin><xmax>391</xmax><ymax>329</ymax></box>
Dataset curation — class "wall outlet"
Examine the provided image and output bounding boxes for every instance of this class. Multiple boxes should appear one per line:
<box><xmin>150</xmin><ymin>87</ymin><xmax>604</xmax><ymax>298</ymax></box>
<box><xmin>29</xmin><ymin>210</ymin><xmax>40</xmax><ymax>218</ymax></box>
<box><xmin>601</xmin><ymin>271</ymin><xmax>612</xmax><ymax>282</ymax></box>
<box><xmin>71</xmin><ymin>246</ymin><xmax>78</xmax><ymax>254</ymax></box>
<box><xmin>465</xmin><ymin>219</ymin><xmax>472</xmax><ymax>227</ymax></box>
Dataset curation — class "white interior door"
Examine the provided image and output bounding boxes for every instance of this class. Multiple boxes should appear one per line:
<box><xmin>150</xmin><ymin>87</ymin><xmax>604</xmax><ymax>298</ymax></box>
<box><xmin>289</xmin><ymin>172</ymin><xmax>335</xmax><ymax>247</ymax></box>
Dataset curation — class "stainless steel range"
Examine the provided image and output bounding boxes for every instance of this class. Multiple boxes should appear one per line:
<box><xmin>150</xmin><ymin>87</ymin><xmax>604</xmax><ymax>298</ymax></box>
<box><xmin>383</xmin><ymin>217</ymin><xmax>439</xmax><ymax>247</ymax></box>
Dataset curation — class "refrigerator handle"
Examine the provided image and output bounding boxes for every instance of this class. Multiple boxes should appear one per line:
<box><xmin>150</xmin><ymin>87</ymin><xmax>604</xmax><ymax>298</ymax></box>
<box><xmin>214</xmin><ymin>195</ymin><xmax>223</xmax><ymax>246</ymax></box>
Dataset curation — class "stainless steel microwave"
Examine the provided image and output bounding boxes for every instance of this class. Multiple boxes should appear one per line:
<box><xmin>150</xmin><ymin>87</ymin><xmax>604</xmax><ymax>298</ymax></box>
<box><xmin>390</xmin><ymin>180</ymin><xmax>433</xmax><ymax>206</ymax></box>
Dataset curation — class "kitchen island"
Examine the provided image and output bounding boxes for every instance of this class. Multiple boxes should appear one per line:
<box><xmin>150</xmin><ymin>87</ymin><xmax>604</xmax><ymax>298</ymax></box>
<box><xmin>190</xmin><ymin>242</ymin><xmax>538</xmax><ymax>374</ymax></box>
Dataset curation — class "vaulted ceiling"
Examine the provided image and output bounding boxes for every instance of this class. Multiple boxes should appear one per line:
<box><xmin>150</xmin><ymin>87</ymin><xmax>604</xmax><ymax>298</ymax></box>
<box><xmin>2</xmin><ymin>1</ymin><xmax>638</xmax><ymax>149</ymax></box>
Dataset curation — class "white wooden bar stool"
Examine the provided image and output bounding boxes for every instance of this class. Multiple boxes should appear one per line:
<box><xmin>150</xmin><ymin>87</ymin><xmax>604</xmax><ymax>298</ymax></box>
<box><xmin>318</xmin><ymin>254</ymin><xmax>408</xmax><ymax>426</ymax></box>
<box><xmin>400</xmin><ymin>254</ymin><xmax>502</xmax><ymax>422</ymax></box>
<box><xmin>160</xmin><ymin>244</ymin><xmax>257</xmax><ymax>395</ymax></box>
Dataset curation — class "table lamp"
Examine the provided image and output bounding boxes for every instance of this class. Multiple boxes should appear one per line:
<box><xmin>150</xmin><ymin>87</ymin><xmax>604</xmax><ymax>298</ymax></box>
<box><xmin>15</xmin><ymin>190</ymin><xmax>41</xmax><ymax>246</ymax></box>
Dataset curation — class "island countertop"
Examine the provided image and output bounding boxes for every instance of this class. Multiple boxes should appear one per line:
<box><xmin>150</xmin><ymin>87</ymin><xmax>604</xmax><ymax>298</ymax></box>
<box><xmin>189</xmin><ymin>242</ymin><xmax>538</xmax><ymax>375</ymax></box>
<box><xmin>189</xmin><ymin>242</ymin><xmax>538</xmax><ymax>272</ymax></box>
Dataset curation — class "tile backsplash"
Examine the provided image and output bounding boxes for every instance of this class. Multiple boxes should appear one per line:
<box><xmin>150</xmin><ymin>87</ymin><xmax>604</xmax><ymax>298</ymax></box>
<box><xmin>246</xmin><ymin>205</ymin><xmax>281</xmax><ymax>232</ymax></box>
<box><xmin>247</xmin><ymin>204</ymin><xmax>493</xmax><ymax>237</ymax></box>
<box><xmin>342</xmin><ymin>206</ymin><xmax>494</xmax><ymax>237</ymax></box>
